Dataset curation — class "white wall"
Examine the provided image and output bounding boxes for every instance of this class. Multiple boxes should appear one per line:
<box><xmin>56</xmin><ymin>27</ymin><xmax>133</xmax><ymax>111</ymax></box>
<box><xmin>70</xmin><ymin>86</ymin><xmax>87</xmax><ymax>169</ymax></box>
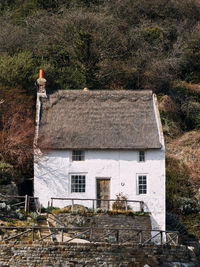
<box><xmin>34</xmin><ymin>148</ymin><xmax>165</xmax><ymax>231</ymax></box>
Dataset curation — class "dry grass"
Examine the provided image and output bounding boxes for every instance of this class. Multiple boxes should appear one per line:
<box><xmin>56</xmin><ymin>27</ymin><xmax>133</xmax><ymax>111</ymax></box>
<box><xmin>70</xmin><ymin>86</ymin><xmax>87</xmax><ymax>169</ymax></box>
<box><xmin>166</xmin><ymin>130</ymin><xmax>200</xmax><ymax>190</ymax></box>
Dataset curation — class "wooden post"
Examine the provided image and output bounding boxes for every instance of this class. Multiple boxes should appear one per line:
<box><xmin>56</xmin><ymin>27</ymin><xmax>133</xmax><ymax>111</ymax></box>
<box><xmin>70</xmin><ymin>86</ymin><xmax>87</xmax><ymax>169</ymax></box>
<box><xmin>92</xmin><ymin>200</ymin><xmax>94</xmax><ymax>211</ymax></box>
<box><xmin>125</xmin><ymin>200</ymin><xmax>128</xmax><ymax>211</ymax></box>
<box><xmin>140</xmin><ymin>201</ymin><xmax>143</xmax><ymax>212</ymax></box>
<box><xmin>72</xmin><ymin>199</ymin><xmax>74</xmax><ymax>212</ymax></box>
<box><xmin>61</xmin><ymin>229</ymin><xmax>64</xmax><ymax>242</ymax></box>
<box><xmin>90</xmin><ymin>227</ymin><xmax>92</xmax><ymax>242</ymax></box>
<box><xmin>139</xmin><ymin>231</ymin><xmax>143</xmax><ymax>243</ymax></box>
<box><xmin>25</xmin><ymin>195</ymin><xmax>29</xmax><ymax>213</ymax></box>
<box><xmin>116</xmin><ymin>230</ymin><xmax>119</xmax><ymax>244</ymax></box>
<box><xmin>32</xmin><ymin>228</ymin><xmax>34</xmax><ymax>242</ymax></box>
<box><xmin>160</xmin><ymin>231</ymin><xmax>163</xmax><ymax>245</ymax></box>
<box><xmin>51</xmin><ymin>198</ymin><xmax>53</xmax><ymax>208</ymax></box>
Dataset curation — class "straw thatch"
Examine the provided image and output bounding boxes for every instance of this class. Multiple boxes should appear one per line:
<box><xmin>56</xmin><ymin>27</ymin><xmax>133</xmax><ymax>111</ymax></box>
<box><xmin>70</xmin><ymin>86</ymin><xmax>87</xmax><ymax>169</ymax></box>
<box><xmin>38</xmin><ymin>90</ymin><xmax>161</xmax><ymax>149</ymax></box>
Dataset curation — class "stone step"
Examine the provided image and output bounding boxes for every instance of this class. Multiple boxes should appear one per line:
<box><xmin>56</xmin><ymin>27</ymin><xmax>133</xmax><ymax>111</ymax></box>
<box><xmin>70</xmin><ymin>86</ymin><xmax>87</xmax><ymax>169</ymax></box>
<box><xmin>37</xmin><ymin>215</ymin><xmax>52</xmax><ymax>242</ymax></box>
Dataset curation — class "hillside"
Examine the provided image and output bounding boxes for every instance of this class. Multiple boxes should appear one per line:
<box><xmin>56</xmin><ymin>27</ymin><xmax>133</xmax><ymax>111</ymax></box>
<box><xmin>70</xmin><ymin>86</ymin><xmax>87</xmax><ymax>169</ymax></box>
<box><xmin>0</xmin><ymin>0</ymin><xmax>199</xmax><ymax>238</ymax></box>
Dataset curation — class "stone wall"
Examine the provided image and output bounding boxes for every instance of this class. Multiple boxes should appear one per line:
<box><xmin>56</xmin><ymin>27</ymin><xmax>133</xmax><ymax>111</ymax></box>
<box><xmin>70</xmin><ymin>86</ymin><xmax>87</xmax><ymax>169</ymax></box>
<box><xmin>48</xmin><ymin>213</ymin><xmax>152</xmax><ymax>242</ymax></box>
<box><xmin>0</xmin><ymin>242</ymin><xmax>199</xmax><ymax>267</ymax></box>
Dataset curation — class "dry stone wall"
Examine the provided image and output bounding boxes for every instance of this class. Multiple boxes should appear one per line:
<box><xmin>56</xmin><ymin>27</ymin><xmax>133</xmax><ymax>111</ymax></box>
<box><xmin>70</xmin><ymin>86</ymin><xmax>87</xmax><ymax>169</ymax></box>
<box><xmin>0</xmin><ymin>242</ymin><xmax>199</xmax><ymax>267</ymax></box>
<box><xmin>49</xmin><ymin>213</ymin><xmax>152</xmax><ymax>242</ymax></box>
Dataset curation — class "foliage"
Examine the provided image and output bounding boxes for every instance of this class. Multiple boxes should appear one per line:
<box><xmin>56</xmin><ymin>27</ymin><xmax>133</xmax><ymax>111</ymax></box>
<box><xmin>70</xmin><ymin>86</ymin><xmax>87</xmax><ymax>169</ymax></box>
<box><xmin>112</xmin><ymin>193</ymin><xmax>129</xmax><ymax>211</ymax></box>
<box><xmin>180</xmin><ymin>213</ymin><xmax>200</xmax><ymax>240</ymax></box>
<box><xmin>166</xmin><ymin>157</ymin><xmax>193</xmax><ymax>211</ymax></box>
<box><xmin>30</xmin><ymin>211</ymin><xmax>40</xmax><ymax>222</ymax></box>
<box><xmin>0</xmin><ymin>162</ymin><xmax>13</xmax><ymax>185</ymax></box>
<box><xmin>176</xmin><ymin>197</ymin><xmax>200</xmax><ymax>215</ymax></box>
<box><xmin>166</xmin><ymin>212</ymin><xmax>187</xmax><ymax>234</ymax></box>
<box><xmin>0</xmin><ymin>0</ymin><xmax>199</xmax><ymax>92</ymax></box>
<box><xmin>0</xmin><ymin>51</ymin><xmax>36</xmax><ymax>89</ymax></box>
<box><xmin>0</xmin><ymin>87</ymin><xmax>34</xmax><ymax>185</ymax></box>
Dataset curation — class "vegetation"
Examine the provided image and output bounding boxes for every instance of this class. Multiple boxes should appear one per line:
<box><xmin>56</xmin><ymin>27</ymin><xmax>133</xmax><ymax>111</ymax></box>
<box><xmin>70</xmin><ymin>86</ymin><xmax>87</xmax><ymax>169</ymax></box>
<box><xmin>0</xmin><ymin>0</ymin><xmax>199</xmax><ymax>238</ymax></box>
<box><xmin>112</xmin><ymin>193</ymin><xmax>129</xmax><ymax>211</ymax></box>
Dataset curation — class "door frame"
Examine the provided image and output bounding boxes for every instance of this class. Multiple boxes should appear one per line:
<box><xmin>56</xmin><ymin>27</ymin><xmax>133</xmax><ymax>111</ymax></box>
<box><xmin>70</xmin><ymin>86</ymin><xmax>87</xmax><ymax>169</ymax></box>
<box><xmin>96</xmin><ymin>177</ymin><xmax>111</xmax><ymax>209</ymax></box>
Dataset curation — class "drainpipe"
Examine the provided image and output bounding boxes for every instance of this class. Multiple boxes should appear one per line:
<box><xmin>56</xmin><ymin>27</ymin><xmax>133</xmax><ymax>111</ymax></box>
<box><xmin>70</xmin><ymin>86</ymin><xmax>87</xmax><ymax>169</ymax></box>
<box><xmin>34</xmin><ymin>69</ymin><xmax>47</xmax><ymax>146</ymax></box>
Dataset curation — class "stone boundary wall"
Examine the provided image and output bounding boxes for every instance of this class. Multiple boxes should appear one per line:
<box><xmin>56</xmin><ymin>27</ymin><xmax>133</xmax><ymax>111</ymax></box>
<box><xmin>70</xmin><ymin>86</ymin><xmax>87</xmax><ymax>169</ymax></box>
<box><xmin>0</xmin><ymin>242</ymin><xmax>199</xmax><ymax>267</ymax></box>
<box><xmin>49</xmin><ymin>213</ymin><xmax>152</xmax><ymax>242</ymax></box>
<box><xmin>53</xmin><ymin>213</ymin><xmax>151</xmax><ymax>229</ymax></box>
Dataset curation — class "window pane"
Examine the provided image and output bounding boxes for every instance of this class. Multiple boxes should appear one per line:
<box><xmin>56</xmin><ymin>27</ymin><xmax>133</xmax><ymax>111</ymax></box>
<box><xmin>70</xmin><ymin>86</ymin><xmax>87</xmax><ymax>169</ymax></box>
<box><xmin>72</xmin><ymin>150</ymin><xmax>84</xmax><ymax>161</ymax></box>
<box><xmin>138</xmin><ymin>175</ymin><xmax>147</xmax><ymax>194</ymax></box>
<box><xmin>71</xmin><ymin>175</ymin><xmax>86</xmax><ymax>192</ymax></box>
<box><xmin>139</xmin><ymin>151</ymin><xmax>145</xmax><ymax>162</ymax></box>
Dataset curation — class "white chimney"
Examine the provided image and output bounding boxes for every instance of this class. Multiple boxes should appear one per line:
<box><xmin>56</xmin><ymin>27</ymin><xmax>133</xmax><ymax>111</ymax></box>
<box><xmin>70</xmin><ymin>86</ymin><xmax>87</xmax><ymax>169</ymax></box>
<box><xmin>36</xmin><ymin>69</ymin><xmax>47</xmax><ymax>96</ymax></box>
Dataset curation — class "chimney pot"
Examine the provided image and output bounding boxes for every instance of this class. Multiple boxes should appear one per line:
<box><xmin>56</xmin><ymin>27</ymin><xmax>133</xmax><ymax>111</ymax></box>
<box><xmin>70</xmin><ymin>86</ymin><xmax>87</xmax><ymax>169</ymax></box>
<box><xmin>39</xmin><ymin>69</ymin><xmax>44</xmax><ymax>79</ymax></box>
<box><xmin>37</xmin><ymin>69</ymin><xmax>46</xmax><ymax>95</ymax></box>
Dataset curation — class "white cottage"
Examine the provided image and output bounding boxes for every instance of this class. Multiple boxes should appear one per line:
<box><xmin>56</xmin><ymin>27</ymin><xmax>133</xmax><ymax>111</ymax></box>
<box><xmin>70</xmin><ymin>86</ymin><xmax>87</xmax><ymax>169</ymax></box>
<box><xmin>34</xmin><ymin>75</ymin><xmax>165</xmax><ymax>231</ymax></box>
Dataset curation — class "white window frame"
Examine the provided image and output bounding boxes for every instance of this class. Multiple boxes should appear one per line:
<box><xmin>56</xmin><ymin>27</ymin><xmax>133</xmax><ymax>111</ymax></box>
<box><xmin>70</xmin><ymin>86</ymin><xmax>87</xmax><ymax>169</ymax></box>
<box><xmin>136</xmin><ymin>174</ymin><xmax>148</xmax><ymax>195</ymax></box>
<box><xmin>70</xmin><ymin>174</ymin><xmax>86</xmax><ymax>193</ymax></box>
<box><xmin>138</xmin><ymin>150</ymin><xmax>145</xmax><ymax>162</ymax></box>
<box><xmin>72</xmin><ymin>150</ymin><xmax>85</xmax><ymax>161</ymax></box>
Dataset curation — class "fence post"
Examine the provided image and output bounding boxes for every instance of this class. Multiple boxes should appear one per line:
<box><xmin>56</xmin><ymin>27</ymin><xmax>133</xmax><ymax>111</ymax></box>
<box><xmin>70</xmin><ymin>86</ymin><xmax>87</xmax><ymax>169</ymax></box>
<box><xmin>25</xmin><ymin>195</ymin><xmax>29</xmax><ymax>213</ymax></box>
<box><xmin>90</xmin><ymin>227</ymin><xmax>93</xmax><ymax>242</ymax></box>
<box><xmin>139</xmin><ymin>231</ymin><xmax>143</xmax><ymax>243</ymax></box>
<box><xmin>177</xmin><ymin>233</ymin><xmax>179</xmax><ymax>245</ymax></box>
<box><xmin>61</xmin><ymin>229</ymin><xmax>64</xmax><ymax>242</ymax></box>
<box><xmin>72</xmin><ymin>199</ymin><xmax>74</xmax><ymax>212</ymax></box>
<box><xmin>32</xmin><ymin>228</ymin><xmax>34</xmax><ymax>242</ymax></box>
<box><xmin>116</xmin><ymin>230</ymin><xmax>119</xmax><ymax>244</ymax></box>
<box><xmin>125</xmin><ymin>200</ymin><xmax>128</xmax><ymax>211</ymax></box>
<box><xmin>51</xmin><ymin>198</ymin><xmax>53</xmax><ymax>208</ymax></box>
<box><xmin>92</xmin><ymin>200</ymin><xmax>94</xmax><ymax>211</ymax></box>
<box><xmin>160</xmin><ymin>231</ymin><xmax>163</xmax><ymax>245</ymax></box>
<box><xmin>140</xmin><ymin>201</ymin><xmax>143</xmax><ymax>212</ymax></box>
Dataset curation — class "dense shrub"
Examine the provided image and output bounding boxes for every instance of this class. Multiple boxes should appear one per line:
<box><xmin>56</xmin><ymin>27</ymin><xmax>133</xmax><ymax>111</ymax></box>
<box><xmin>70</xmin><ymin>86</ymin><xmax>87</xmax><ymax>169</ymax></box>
<box><xmin>176</xmin><ymin>197</ymin><xmax>200</xmax><ymax>215</ymax></box>
<box><xmin>0</xmin><ymin>162</ymin><xmax>14</xmax><ymax>185</ymax></box>
<box><xmin>166</xmin><ymin>157</ymin><xmax>193</xmax><ymax>211</ymax></box>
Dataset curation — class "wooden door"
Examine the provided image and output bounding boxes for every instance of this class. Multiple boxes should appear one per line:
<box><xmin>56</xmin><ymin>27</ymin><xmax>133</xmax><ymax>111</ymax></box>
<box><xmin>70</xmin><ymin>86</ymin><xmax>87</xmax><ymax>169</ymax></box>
<box><xmin>96</xmin><ymin>179</ymin><xmax>110</xmax><ymax>209</ymax></box>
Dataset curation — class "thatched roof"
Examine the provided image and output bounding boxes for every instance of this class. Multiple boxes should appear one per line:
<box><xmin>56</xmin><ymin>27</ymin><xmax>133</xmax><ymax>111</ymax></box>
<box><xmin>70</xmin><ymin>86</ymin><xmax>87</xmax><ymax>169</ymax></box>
<box><xmin>38</xmin><ymin>90</ymin><xmax>161</xmax><ymax>149</ymax></box>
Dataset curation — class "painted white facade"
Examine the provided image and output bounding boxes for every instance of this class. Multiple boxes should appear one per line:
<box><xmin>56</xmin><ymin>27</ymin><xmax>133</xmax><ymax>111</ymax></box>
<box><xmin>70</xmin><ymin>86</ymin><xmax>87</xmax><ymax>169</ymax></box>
<box><xmin>34</xmin><ymin>148</ymin><xmax>165</xmax><ymax>230</ymax></box>
<box><xmin>34</xmin><ymin>91</ymin><xmax>166</xmax><ymax>232</ymax></box>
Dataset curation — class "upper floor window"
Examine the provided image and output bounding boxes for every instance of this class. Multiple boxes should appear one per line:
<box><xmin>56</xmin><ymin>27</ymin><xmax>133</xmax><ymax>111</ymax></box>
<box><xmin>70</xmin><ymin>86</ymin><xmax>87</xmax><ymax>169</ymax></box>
<box><xmin>137</xmin><ymin>175</ymin><xmax>147</xmax><ymax>194</ymax></box>
<box><xmin>72</xmin><ymin>150</ymin><xmax>84</xmax><ymax>161</ymax></box>
<box><xmin>139</xmin><ymin>151</ymin><xmax>145</xmax><ymax>162</ymax></box>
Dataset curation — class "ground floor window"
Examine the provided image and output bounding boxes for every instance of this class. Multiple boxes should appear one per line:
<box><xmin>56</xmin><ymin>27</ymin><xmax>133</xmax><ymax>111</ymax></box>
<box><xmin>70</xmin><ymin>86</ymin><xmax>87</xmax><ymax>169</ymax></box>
<box><xmin>71</xmin><ymin>175</ymin><xmax>86</xmax><ymax>192</ymax></box>
<box><xmin>137</xmin><ymin>175</ymin><xmax>147</xmax><ymax>194</ymax></box>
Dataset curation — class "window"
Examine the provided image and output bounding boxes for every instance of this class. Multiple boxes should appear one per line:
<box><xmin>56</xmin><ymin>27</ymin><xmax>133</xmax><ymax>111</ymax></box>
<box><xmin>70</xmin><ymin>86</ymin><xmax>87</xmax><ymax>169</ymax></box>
<box><xmin>139</xmin><ymin>151</ymin><xmax>145</xmax><ymax>162</ymax></box>
<box><xmin>71</xmin><ymin>175</ymin><xmax>86</xmax><ymax>192</ymax></box>
<box><xmin>72</xmin><ymin>150</ymin><xmax>84</xmax><ymax>161</ymax></box>
<box><xmin>138</xmin><ymin>175</ymin><xmax>147</xmax><ymax>194</ymax></box>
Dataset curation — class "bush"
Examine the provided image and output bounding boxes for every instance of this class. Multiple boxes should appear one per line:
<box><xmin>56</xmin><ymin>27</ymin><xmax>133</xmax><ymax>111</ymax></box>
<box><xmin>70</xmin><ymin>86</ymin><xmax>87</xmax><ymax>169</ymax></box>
<box><xmin>176</xmin><ymin>197</ymin><xmax>200</xmax><ymax>215</ymax></box>
<box><xmin>166</xmin><ymin>157</ymin><xmax>193</xmax><ymax>211</ymax></box>
<box><xmin>0</xmin><ymin>162</ymin><xmax>14</xmax><ymax>185</ymax></box>
<box><xmin>112</xmin><ymin>193</ymin><xmax>129</xmax><ymax>211</ymax></box>
<box><xmin>0</xmin><ymin>50</ymin><xmax>36</xmax><ymax>89</ymax></box>
<box><xmin>166</xmin><ymin>212</ymin><xmax>187</xmax><ymax>233</ymax></box>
